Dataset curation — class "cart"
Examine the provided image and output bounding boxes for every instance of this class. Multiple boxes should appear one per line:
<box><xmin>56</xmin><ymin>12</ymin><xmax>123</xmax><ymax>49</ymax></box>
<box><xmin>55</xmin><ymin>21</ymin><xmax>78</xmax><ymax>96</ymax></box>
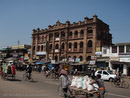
<box><xmin>68</xmin><ymin>86</ymin><xmax>98</xmax><ymax>98</ymax></box>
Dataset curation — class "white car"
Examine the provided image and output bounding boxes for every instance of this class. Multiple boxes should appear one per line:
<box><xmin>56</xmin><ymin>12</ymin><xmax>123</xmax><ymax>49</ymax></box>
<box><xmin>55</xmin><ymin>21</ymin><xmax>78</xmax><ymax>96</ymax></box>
<box><xmin>95</xmin><ymin>70</ymin><xmax>116</xmax><ymax>81</ymax></box>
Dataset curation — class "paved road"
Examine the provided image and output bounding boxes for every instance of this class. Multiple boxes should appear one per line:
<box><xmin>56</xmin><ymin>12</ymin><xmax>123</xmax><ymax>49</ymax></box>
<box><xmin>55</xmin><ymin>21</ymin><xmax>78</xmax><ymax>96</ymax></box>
<box><xmin>0</xmin><ymin>71</ymin><xmax>130</xmax><ymax>98</ymax></box>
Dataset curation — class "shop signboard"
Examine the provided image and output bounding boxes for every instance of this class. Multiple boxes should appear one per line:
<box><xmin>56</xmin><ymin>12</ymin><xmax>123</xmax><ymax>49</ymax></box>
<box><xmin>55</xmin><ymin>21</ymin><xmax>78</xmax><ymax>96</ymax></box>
<box><xmin>91</xmin><ymin>56</ymin><xmax>96</xmax><ymax>60</ymax></box>
<box><xmin>110</xmin><ymin>57</ymin><xmax>119</xmax><ymax>61</ymax></box>
<box><xmin>51</xmin><ymin>60</ymin><xmax>55</xmax><ymax>64</ymax></box>
<box><xmin>68</xmin><ymin>58</ymin><xmax>74</xmax><ymax>62</ymax></box>
<box><xmin>55</xmin><ymin>49</ymin><xmax>59</xmax><ymax>52</ymax></box>
<box><xmin>36</xmin><ymin>52</ymin><xmax>46</xmax><ymax>55</ymax></box>
<box><xmin>89</xmin><ymin>60</ymin><xmax>96</xmax><ymax>65</ymax></box>
<box><xmin>95</xmin><ymin>52</ymin><xmax>102</xmax><ymax>56</ymax></box>
<box><xmin>76</xmin><ymin>58</ymin><xmax>80</xmax><ymax>62</ymax></box>
<box><xmin>120</xmin><ymin>58</ymin><xmax>130</xmax><ymax>62</ymax></box>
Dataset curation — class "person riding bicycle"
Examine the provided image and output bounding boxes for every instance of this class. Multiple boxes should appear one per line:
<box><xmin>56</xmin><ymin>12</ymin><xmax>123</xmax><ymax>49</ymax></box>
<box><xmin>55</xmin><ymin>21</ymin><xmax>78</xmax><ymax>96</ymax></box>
<box><xmin>26</xmin><ymin>64</ymin><xmax>32</xmax><ymax>79</ymax></box>
<box><xmin>116</xmin><ymin>71</ymin><xmax>121</xmax><ymax>83</ymax></box>
<box><xmin>53</xmin><ymin>66</ymin><xmax>59</xmax><ymax>77</ymax></box>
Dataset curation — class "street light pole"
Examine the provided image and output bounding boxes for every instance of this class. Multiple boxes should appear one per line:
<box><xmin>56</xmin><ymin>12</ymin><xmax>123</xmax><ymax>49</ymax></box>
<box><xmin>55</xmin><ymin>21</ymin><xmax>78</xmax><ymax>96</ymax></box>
<box><xmin>18</xmin><ymin>40</ymin><xmax>20</xmax><ymax>60</ymax></box>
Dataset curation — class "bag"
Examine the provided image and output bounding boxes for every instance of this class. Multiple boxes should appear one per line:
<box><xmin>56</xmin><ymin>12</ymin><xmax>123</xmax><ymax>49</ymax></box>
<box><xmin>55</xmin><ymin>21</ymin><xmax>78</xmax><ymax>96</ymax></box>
<box><xmin>86</xmin><ymin>79</ymin><xmax>94</xmax><ymax>91</ymax></box>
<box><xmin>82</xmin><ymin>77</ymin><xmax>87</xmax><ymax>90</ymax></box>
<box><xmin>76</xmin><ymin>77</ymin><xmax>82</xmax><ymax>89</ymax></box>
<box><xmin>92</xmin><ymin>83</ymin><xmax>99</xmax><ymax>91</ymax></box>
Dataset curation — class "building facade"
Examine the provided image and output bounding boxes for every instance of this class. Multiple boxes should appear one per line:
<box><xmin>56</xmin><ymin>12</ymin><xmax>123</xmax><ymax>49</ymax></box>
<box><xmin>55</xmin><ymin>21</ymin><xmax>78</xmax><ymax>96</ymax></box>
<box><xmin>31</xmin><ymin>15</ymin><xmax>112</xmax><ymax>63</ymax></box>
<box><xmin>0</xmin><ymin>45</ymin><xmax>31</xmax><ymax>61</ymax></box>
<box><xmin>101</xmin><ymin>43</ymin><xmax>130</xmax><ymax>75</ymax></box>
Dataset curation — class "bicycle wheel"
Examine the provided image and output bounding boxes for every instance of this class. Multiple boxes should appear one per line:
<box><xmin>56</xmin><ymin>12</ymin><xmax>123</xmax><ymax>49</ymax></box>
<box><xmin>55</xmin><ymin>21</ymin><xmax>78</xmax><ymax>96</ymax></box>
<box><xmin>23</xmin><ymin>73</ymin><xmax>27</xmax><ymax>81</ymax></box>
<box><xmin>111</xmin><ymin>81</ymin><xmax>117</xmax><ymax>87</ymax></box>
<box><xmin>122</xmin><ymin>81</ymin><xmax>129</xmax><ymax>89</ymax></box>
<box><xmin>57</xmin><ymin>85</ymin><xmax>64</xmax><ymax>97</ymax></box>
<box><xmin>29</xmin><ymin>75</ymin><xmax>33</xmax><ymax>82</ymax></box>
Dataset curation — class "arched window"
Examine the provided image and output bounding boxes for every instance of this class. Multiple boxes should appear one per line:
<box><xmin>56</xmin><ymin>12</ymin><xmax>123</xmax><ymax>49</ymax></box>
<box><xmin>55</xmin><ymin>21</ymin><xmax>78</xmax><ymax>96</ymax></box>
<box><xmin>49</xmin><ymin>44</ymin><xmax>52</xmax><ymax>49</ymax></box>
<box><xmin>55</xmin><ymin>44</ymin><xmax>59</xmax><ymax>49</ymax></box>
<box><xmin>62</xmin><ymin>43</ymin><xmax>65</xmax><ymax>49</ymax></box>
<box><xmin>80</xmin><ymin>30</ymin><xmax>84</xmax><ymax>37</ymax></box>
<box><xmin>33</xmin><ymin>46</ymin><xmax>35</xmax><ymax>50</ymax></box>
<box><xmin>49</xmin><ymin>33</ymin><xmax>53</xmax><ymax>40</ymax></box>
<box><xmin>41</xmin><ymin>45</ymin><xmax>43</xmax><ymax>51</ymax></box>
<box><xmin>69</xmin><ymin>31</ymin><xmax>72</xmax><ymax>36</ymax></box>
<box><xmin>79</xmin><ymin>56</ymin><xmax>83</xmax><ymax>61</ymax></box>
<box><xmin>86</xmin><ymin>56</ymin><xmax>91</xmax><ymax>61</ymax></box>
<box><xmin>69</xmin><ymin>43</ymin><xmax>72</xmax><ymax>48</ymax></box>
<box><xmin>74</xmin><ymin>31</ymin><xmax>78</xmax><ymax>37</ymax></box>
<box><xmin>42</xmin><ymin>36</ymin><xmax>44</xmax><ymax>42</ymax></box>
<box><xmin>55</xmin><ymin>32</ymin><xmax>59</xmax><ymax>38</ymax></box>
<box><xmin>87</xmin><ymin>28</ymin><xmax>93</xmax><ymax>33</ymax></box>
<box><xmin>37</xmin><ymin>46</ymin><xmax>40</xmax><ymax>51</ymax></box>
<box><xmin>61</xmin><ymin>31</ymin><xmax>65</xmax><ymax>37</ymax></box>
<box><xmin>80</xmin><ymin>42</ymin><xmax>83</xmax><ymax>48</ymax></box>
<box><xmin>74</xmin><ymin>42</ymin><xmax>77</xmax><ymax>48</ymax></box>
<box><xmin>88</xmin><ymin>40</ymin><xmax>92</xmax><ymax>47</ymax></box>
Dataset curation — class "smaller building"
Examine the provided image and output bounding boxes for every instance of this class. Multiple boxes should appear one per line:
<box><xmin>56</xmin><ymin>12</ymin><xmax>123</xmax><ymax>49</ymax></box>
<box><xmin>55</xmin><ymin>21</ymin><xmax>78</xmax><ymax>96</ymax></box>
<box><xmin>99</xmin><ymin>43</ymin><xmax>130</xmax><ymax>76</ymax></box>
<box><xmin>0</xmin><ymin>44</ymin><xmax>31</xmax><ymax>62</ymax></box>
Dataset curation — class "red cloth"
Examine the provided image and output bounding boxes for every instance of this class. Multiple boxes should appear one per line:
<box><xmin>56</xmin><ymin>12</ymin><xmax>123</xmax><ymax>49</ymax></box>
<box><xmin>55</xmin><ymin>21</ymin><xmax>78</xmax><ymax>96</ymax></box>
<box><xmin>60</xmin><ymin>69</ymin><xmax>67</xmax><ymax>75</ymax></box>
<box><xmin>11</xmin><ymin>65</ymin><xmax>16</xmax><ymax>75</ymax></box>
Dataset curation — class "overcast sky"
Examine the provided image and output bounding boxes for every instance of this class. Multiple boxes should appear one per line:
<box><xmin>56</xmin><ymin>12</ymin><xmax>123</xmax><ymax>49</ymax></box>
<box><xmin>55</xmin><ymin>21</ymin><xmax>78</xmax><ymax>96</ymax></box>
<box><xmin>0</xmin><ymin>0</ymin><xmax>130</xmax><ymax>49</ymax></box>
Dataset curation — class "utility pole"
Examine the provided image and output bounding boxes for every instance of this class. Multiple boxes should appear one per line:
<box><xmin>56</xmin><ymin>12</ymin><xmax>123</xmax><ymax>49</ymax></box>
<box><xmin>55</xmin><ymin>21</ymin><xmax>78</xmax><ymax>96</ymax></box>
<box><xmin>18</xmin><ymin>40</ymin><xmax>20</xmax><ymax>60</ymax></box>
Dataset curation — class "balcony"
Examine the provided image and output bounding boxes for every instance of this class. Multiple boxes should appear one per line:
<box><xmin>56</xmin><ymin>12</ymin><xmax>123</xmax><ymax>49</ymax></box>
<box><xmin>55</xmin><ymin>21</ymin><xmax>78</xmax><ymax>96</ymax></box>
<box><xmin>80</xmin><ymin>34</ymin><xmax>84</xmax><ymax>38</ymax></box>
<box><xmin>87</xmin><ymin>47</ymin><xmax>92</xmax><ymax>52</ymax></box>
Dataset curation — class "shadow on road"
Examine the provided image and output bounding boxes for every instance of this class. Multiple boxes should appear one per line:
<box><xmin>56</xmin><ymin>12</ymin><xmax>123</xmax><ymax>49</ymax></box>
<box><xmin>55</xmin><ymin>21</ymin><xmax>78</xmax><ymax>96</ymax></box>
<box><xmin>6</xmin><ymin>78</ymin><xmax>22</xmax><ymax>82</ymax></box>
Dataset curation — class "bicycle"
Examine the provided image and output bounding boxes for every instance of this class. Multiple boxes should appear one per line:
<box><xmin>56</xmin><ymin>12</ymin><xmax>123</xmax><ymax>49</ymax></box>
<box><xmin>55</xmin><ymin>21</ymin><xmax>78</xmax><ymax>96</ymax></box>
<box><xmin>111</xmin><ymin>77</ymin><xmax>129</xmax><ymax>89</ymax></box>
<box><xmin>57</xmin><ymin>85</ymin><xmax>64</xmax><ymax>97</ymax></box>
<box><xmin>57</xmin><ymin>85</ymin><xmax>73</xmax><ymax>98</ymax></box>
<box><xmin>23</xmin><ymin>72</ymin><xmax>33</xmax><ymax>82</ymax></box>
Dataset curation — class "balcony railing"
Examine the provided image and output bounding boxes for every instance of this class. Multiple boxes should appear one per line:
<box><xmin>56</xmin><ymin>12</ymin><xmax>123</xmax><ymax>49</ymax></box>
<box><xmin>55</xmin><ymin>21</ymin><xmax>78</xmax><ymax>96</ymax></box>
<box><xmin>79</xmin><ymin>48</ymin><xmax>83</xmax><ymax>52</ymax></box>
<box><xmin>87</xmin><ymin>47</ymin><xmax>92</xmax><ymax>52</ymax></box>
<box><xmin>74</xmin><ymin>48</ymin><xmax>77</xmax><ymax>51</ymax></box>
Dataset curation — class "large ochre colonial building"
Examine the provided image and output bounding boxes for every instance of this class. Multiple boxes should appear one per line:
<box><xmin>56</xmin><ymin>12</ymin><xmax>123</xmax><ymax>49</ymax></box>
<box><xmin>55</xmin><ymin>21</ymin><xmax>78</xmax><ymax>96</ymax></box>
<box><xmin>31</xmin><ymin>15</ymin><xmax>112</xmax><ymax>63</ymax></box>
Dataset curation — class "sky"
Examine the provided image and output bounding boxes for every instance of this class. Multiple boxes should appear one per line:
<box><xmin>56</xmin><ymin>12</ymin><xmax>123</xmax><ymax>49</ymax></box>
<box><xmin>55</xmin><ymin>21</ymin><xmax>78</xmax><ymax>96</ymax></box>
<box><xmin>0</xmin><ymin>0</ymin><xmax>130</xmax><ymax>49</ymax></box>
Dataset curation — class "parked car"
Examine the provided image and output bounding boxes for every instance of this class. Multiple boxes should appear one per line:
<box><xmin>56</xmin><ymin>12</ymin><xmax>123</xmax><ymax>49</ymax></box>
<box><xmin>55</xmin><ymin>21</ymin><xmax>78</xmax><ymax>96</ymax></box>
<box><xmin>95</xmin><ymin>70</ymin><xmax>117</xmax><ymax>81</ymax></box>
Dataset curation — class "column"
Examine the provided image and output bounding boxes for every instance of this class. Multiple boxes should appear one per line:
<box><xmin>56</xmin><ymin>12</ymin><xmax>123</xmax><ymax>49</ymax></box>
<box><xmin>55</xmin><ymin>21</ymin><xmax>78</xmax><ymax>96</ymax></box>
<box><xmin>52</xmin><ymin>33</ymin><xmax>55</xmax><ymax>60</ymax></box>
<box><xmin>123</xmin><ymin>64</ymin><xmax>127</xmax><ymax>75</ymax></box>
<box><xmin>124</xmin><ymin>45</ymin><xmax>126</xmax><ymax>53</ymax></box>
<box><xmin>83</xmin><ymin>29</ymin><xmax>87</xmax><ymax>62</ymax></box>
<box><xmin>59</xmin><ymin>32</ymin><xmax>61</xmax><ymax>61</ymax></box>
<box><xmin>109</xmin><ymin>60</ymin><xmax>113</xmax><ymax>70</ymax></box>
<box><xmin>93</xmin><ymin>26</ymin><xmax>96</xmax><ymax>55</ymax></box>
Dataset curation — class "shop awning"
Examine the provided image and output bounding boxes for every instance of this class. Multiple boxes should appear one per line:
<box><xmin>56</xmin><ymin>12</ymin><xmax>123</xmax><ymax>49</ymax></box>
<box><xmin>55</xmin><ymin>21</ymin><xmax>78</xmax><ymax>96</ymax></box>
<box><xmin>96</xmin><ymin>57</ymin><xmax>109</xmax><ymax>62</ymax></box>
<box><xmin>35</xmin><ymin>62</ymin><xmax>45</xmax><ymax>65</ymax></box>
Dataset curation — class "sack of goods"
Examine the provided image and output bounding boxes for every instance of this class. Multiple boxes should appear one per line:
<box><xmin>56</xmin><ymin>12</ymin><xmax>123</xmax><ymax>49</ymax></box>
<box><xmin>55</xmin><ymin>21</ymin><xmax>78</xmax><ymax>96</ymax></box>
<box><xmin>70</xmin><ymin>75</ymin><xmax>99</xmax><ymax>92</ymax></box>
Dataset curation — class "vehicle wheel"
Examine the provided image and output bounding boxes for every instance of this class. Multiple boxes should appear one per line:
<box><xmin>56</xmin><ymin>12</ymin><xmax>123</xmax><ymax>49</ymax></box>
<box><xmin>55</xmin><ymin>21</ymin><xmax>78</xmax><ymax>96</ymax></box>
<box><xmin>123</xmin><ymin>81</ymin><xmax>129</xmax><ymax>89</ymax></box>
<box><xmin>109</xmin><ymin>78</ymin><xmax>113</xmax><ymax>82</ymax></box>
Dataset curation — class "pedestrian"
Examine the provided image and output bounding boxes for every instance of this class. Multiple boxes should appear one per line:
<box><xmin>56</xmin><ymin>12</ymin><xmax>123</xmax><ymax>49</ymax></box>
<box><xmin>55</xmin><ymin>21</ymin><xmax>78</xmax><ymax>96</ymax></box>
<box><xmin>26</xmin><ymin>64</ymin><xmax>32</xmax><ymax>79</ymax></box>
<box><xmin>91</xmin><ymin>74</ymin><xmax>105</xmax><ymax>98</ymax></box>
<box><xmin>11</xmin><ymin>64</ymin><xmax>16</xmax><ymax>76</ymax></box>
<box><xmin>60</xmin><ymin>70</ymin><xmax>71</xmax><ymax>98</ymax></box>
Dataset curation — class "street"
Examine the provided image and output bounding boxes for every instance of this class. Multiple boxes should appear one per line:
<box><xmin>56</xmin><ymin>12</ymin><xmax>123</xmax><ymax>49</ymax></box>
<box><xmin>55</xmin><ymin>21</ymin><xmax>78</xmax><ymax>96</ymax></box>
<box><xmin>0</xmin><ymin>71</ymin><xmax>130</xmax><ymax>98</ymax></box>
